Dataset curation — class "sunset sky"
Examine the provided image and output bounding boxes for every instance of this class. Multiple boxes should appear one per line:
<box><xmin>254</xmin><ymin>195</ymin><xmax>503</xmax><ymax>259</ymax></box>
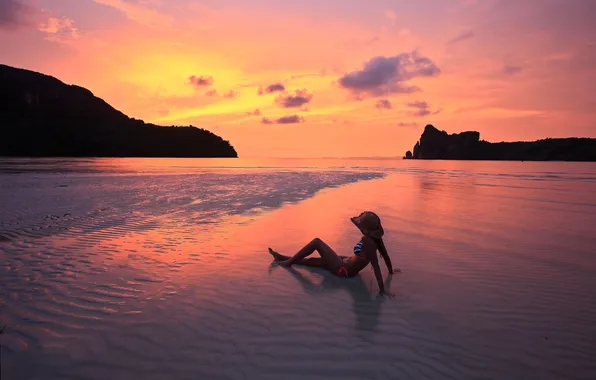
<box><xmin>1</xmin><ymin>0</ymin><xmax>595</xmax><ymax>157</ymax></box>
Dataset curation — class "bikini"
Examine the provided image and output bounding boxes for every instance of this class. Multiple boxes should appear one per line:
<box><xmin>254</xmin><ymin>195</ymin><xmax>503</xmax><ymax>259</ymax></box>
<box><xmin>353</xmin><ymin>240</ymin><xmax>363</xmax><ymax>257</ymax></box>
<box><xmin>337</xmin><ymin>239</ymin><xmax>365</xmax><ymax>277</ymax></box>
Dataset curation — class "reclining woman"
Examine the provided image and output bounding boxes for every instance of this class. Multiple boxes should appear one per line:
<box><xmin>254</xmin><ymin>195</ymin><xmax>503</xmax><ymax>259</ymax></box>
<box><xmin>268</xmin><ymin>211</ymin><xmax>400</xmax><ymax>296</ymax></box>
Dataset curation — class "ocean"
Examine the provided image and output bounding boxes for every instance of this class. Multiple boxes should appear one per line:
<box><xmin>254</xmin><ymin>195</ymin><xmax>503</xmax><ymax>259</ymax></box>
<box><xmin>1</xmin><ymin>158</ymin><xmax>595</xmax><ymax>379</ymax></box>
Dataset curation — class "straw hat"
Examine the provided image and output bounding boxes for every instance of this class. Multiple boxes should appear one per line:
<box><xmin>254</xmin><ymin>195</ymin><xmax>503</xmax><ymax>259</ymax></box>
<box><xmin>350</xmin><ymin>211</ymin><xmax>384</xmax><ymax>238</ymax></box>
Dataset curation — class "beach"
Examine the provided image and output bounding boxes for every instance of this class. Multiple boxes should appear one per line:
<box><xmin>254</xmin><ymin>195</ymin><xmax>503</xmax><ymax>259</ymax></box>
<box><xmin>1</xmin><ymin>158</ymin><xmax>595</xmax><ymax>380</ymax></box>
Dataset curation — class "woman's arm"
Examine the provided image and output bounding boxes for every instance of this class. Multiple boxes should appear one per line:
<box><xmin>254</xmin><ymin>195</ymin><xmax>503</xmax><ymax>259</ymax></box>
<box><xmin>379</xmin><ymin>250</ymin><xmax>393</xmax><ymax>272</ymax></box>
<box><xmin>370</xmin><ymin>258</ymin><xmax>385</xmax><ymax>294</ymax></box>
<box><xmin>377</xmin><ymin>238</ymin><xmax>400</xmax><ymax>274</ymax></box>
<box><xmin>363</xmin><ymin>237</ymin><xmax>386</xmax><ymax>294</ymax></box>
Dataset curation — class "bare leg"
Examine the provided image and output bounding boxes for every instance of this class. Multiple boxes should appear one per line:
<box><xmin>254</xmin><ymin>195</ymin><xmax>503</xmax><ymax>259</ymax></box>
<box><xmin>269</xmin><ymin>238</ymin><xmax>344</xmax><ymax>272</ymax></box>
<box><xmin>269</xmin><ymin>248</ymin><xmax>327</xmax><ymax>268</ymax></box>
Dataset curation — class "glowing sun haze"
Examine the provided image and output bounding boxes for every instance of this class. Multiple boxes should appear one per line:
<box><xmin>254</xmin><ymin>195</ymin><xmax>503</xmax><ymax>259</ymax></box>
<box><xmin>1</xmin><ymin>0</ymin><xmax>595</xmax><ymax>157</ymax></box>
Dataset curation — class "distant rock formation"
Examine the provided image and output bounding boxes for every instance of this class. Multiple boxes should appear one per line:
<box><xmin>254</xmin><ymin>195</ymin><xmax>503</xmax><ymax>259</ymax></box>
<box><xmin>404</xmin><ymin>124</ymin><xmax>596</xmax><ymax>161</ymax></box>
<box><xmin>0</xmin><ymin>64</ymin><xmax>237</xmax><ymax>158</ymax></box>
<box><xmin>410</xmin><ymin>125</ymin><xmax>480</xmax><ymax>160</ymax></box>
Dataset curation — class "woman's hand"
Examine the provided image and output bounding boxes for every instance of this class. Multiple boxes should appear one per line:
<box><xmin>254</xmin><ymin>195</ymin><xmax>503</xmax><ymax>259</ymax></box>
<box><xmin>390</xmin><ymin>268</ymin><xmax>401</xmax><ymax>274</ymax></box>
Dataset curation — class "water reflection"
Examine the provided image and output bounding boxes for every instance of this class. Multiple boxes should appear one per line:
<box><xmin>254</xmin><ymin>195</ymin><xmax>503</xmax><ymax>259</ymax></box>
<box><xmin>272</xmin><ymin>265</ymin><xmax>393</xmax><ymax>341</ymax></box>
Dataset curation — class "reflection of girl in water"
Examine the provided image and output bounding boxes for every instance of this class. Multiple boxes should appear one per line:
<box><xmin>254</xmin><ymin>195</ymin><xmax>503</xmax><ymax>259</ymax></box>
<box><xmin>268</xmin><ymin>211</ymin><xmax>400</xmax><ymax>296</ymax></box>
<box><xmin>281</xmin><ymin>266</ymin><xmax>391</xmax><ymax>340</ymax></box>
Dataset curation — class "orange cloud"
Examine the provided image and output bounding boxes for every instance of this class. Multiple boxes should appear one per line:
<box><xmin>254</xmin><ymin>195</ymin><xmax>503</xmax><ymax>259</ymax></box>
<box><xmin>38</xmin><ymin>17</ymin><xmax>79</xmax><ymax>42</ymax></box>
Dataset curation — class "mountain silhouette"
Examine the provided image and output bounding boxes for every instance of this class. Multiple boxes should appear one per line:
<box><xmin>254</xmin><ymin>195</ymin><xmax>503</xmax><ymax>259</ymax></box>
<box><xmin>0</xmin><ymin>64</ymin><xmax>237</xmax><ymax>157</ymax></box>
<box><xmin>404</xmin><ymin>124</ymin><xmax>596</xmax><ymax>161</ymax></box>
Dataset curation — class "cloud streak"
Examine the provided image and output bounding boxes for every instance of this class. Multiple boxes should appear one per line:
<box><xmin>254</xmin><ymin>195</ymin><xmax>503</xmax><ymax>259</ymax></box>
<box><xmin>275</xmin><ymin>89</ymin><xmax>313</xmax><ymax>108</ymax></box>
<box><xmin>189</xmin><ymin>75</ymin><xmax>214</xmax><ymax>88</ymax></box>
<box><xmin>204</xmin><ymin>88</ymin><xmax>238</xmax><ymax>99</ymax></box>
<box><xmin>447</xmin><ymin>30</ymin><xmax>474</xmax><ymax>45</ymax></box>
<box><xmin>503</xmin><ymin>64</ymin><xmax>523</xmax><ymax>76</ymax></box>
<box><xmin>338</xmin><ymin>51</ymin><xmax>440</xmax><ymax>97</ymax></box>
<box><xmin>38</xmin><ymin>17</ymin><xmax>80</xmax><ymax>42</ymax></box>
<box><xmin>375</xmin><ymin>99</ymin><xmax>392</xmax><ymax>109</ymax></box>
<box><xmin>246</xmin><ymin>109</ymin><xmax>261</xmax><ymax>116</ymax></box>
<box><xmin>258</xmin><ymin>83</ymin><xmax>285</xmax><ymax>95</ymax></box>
<box><xmin>261</xmin><ymin>115</ymin><xmax>304</xmax><ymax>124</ymax></box>
<box><xmin>407</xmin><ymin>101</ymin><xmax>431</xmax><ymax>117</ymax></box>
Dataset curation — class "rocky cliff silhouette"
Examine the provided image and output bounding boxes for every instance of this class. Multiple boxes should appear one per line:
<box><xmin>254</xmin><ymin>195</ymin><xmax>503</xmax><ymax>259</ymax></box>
<box><xmin>404</xmin><ymin>124</ymin><xmax>596</xmax><ymax>161</ymax></box>
<box><xmin>0</xmin><ymin>64</ymin><xmax>237</xmax><ymax>157</ymax></box>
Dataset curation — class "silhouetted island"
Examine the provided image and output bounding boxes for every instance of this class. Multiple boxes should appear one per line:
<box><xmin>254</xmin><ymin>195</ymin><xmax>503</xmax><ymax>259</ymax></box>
<box><xmin>0</xmin><ymin>64</ymin><xmax>237</xmax><ymax>157</ymax></box>
<box><xmin>403</xmin><ymin>124</ymin><xmax>596</xmax><ymax>161</ymax></box>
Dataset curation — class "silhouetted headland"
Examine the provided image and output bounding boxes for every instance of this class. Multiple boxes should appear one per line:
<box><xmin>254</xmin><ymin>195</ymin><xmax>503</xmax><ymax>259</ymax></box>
<box><xmin>403</xmin><ymin>124</ymin><xmax>596</xmax><ymax>161</ymax></box>
<box><xmin>0</xmin><ymin>64</ymin><xmax>237</xmax><ymax>157</ymax></box>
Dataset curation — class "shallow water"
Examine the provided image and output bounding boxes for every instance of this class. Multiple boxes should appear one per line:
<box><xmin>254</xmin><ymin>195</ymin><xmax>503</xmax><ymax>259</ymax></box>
<box><xmin>1</xmin><ymin>158</ymin><xmax>595</xmax><ymax>380</ymax></box>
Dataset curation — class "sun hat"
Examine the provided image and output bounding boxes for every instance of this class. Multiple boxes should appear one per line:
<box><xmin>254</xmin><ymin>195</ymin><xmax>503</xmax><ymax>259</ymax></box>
<box><xmin>350</xmin><ymin>211</ymin><xmax>384</xmax><ymax>239</ymax></box>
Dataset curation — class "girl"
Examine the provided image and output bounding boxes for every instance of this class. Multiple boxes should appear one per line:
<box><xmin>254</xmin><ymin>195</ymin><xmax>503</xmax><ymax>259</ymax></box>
<box><xmin>268</xmin><ymin>211</ymin><xmax>400</xmax><ymax>296</ymax></box>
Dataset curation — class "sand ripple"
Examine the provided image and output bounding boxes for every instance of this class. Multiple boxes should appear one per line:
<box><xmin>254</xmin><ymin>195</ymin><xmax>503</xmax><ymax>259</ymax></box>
<box><xmin>1</xmin><ymin>160</ymin><xmax>595</xmax><ymax>379</ymax></box>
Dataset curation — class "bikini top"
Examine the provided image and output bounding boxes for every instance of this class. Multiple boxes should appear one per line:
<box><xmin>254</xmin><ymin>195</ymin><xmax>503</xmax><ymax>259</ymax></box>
<box><xmin>354</xmin><ymin>238</ymin><xmax>379</xmax><ymax>260</ymax></box>
<box><xmin>353</xmin><ymin>239</ymin><xmax>363</xmax><ymax>257</ymax></box>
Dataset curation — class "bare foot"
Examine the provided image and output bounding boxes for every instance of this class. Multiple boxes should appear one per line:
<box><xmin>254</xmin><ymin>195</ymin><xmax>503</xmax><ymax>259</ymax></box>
<box><xmin>268</xmin><ymin>247</ymin><xmax>285</xmax><ymax>261</ymax></box>
<box><xmin>278</xmin><ymin>260</ymin><xmax>292</xmax><ymax>267</ymax></box>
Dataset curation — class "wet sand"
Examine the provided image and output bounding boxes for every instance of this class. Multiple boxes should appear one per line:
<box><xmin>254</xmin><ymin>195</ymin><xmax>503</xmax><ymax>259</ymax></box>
<box><xmin>1</xmin><ymin>159</ymin><xmax>595</xmax><ymax>379</ymax></box>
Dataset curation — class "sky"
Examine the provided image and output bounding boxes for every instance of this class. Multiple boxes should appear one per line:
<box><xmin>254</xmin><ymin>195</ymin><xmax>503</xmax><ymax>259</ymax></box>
<box><xmin>1</xmin><ymin>0</ymin><xmax>595</xmax><ymax>157</ymax></box>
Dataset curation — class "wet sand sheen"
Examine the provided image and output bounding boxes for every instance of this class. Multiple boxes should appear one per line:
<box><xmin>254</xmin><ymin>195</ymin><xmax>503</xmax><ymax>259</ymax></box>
<box><xmin>1</xmin><ymin>160</ymin><xmax>596</xmax><ymax>379</ymax></box>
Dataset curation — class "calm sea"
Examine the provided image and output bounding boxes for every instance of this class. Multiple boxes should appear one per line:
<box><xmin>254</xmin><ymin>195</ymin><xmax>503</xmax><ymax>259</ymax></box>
<box><xmin>1</xmin><ymin>157</ymin><xmax>595</xmax><ymax>379</ymax></box>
